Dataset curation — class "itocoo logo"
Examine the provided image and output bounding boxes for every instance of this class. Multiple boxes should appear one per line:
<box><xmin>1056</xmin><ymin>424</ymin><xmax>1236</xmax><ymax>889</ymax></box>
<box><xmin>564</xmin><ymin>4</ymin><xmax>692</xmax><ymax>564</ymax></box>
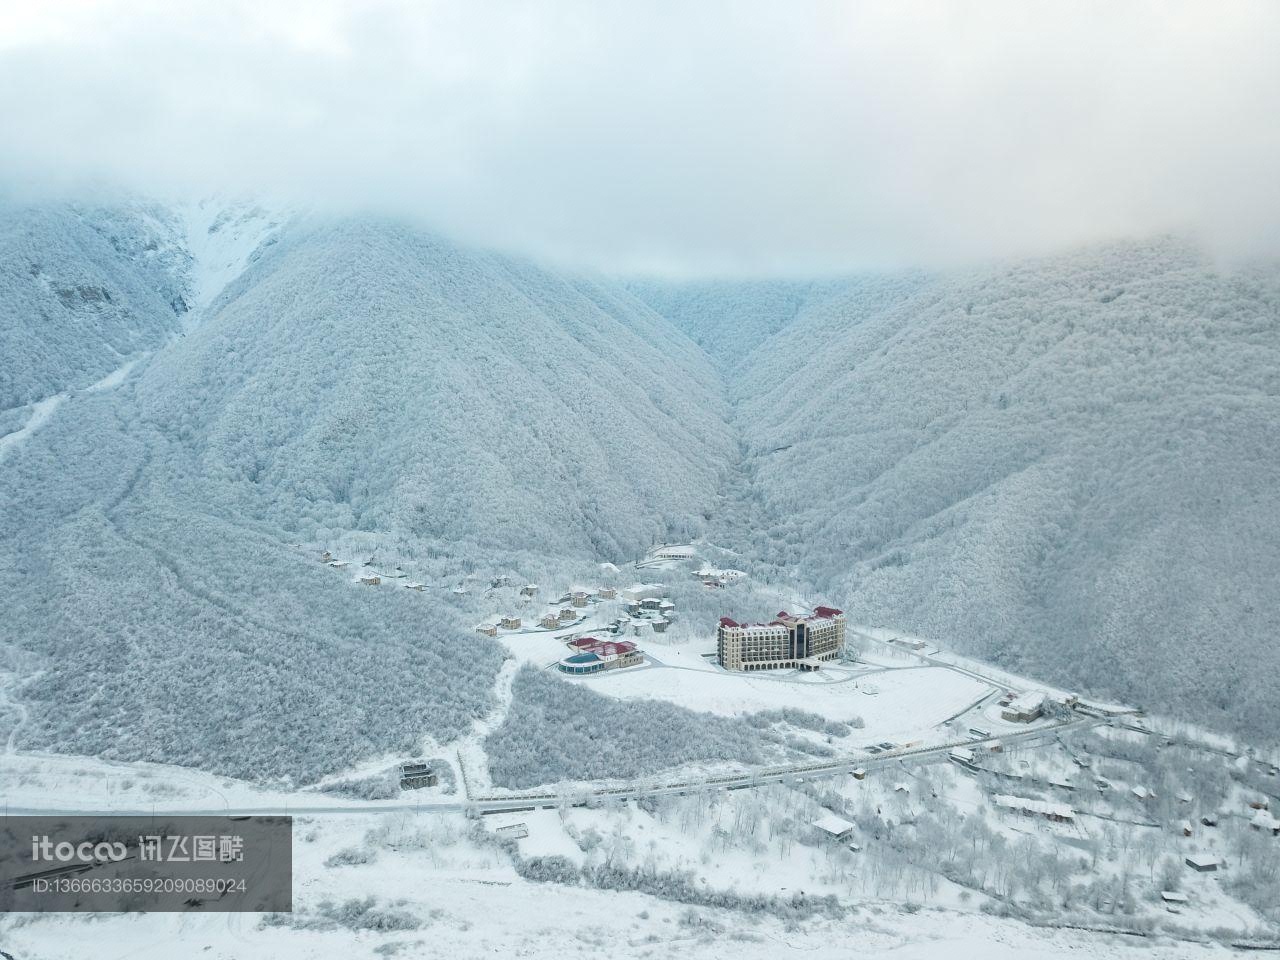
<box><xmin>31</xmin><ymin>836</ymin><xmax>128</xmax><ymax>863</ymax></box>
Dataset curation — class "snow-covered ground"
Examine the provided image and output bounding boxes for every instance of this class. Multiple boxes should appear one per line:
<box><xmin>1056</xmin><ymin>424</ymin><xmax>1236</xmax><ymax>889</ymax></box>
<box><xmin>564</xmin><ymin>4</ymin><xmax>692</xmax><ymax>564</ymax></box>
<box><xmin>1</xmin><ymin>351</ymin><xmax>150</xmax><ymax>465</ymax></box>
<box><xmin>174</xmin><ymin>196</ymin><xmax>287</xmax><ymax>314</ymax></box>
<box><xmin>5</xmin><ymin>535</ymin><xmax>1272</xmax><ymax>956</ymax></box>
<box><xmin>585</xmin><ymin>646</ymin><xmax>991</xmax><ymax>737</ymax></box>
<box><xmin>0</xmin><ymin>805</ymin><xmax>1243</xmax><ymax>960</ymax></box>
<box><xmin>3</xmin><ymin>621</ymin><xmax>1276</xmax><ymax>956</ymax></box>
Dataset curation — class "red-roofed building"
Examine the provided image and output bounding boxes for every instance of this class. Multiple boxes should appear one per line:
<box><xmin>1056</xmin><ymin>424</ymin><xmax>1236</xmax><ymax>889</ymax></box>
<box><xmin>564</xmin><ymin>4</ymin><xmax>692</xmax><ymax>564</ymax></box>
<box><xmin>557</xmin><ymin>636</ymin><xmax>642</xmax><ymax>675</ymax></box>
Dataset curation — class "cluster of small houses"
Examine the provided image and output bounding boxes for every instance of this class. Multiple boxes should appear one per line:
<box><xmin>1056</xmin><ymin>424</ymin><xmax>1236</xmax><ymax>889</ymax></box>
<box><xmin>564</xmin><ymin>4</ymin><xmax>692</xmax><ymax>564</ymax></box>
<box><xmin>321</xmin><ymin>551</ymin><xmax>430</xmax><ymax>590</ymax></box>
<box><xmin>693</xmin><ymin>565</ymin><xmax>747</xmax><ymax>589</ymax></box>
<box><xmin>944</xmin><ymin>744</ymin><xmax>1280</xmax><ymax>894</ymax></box>
<box><xmin>475</xmin><ymin>582</ymin><xmax>676</xmax><ymax>638</ymax></box>
<box><xmin>808</xmin><ymin>771</ymin><xmax>1276</xmax><ymax>918</ymax></box>
<box><xmin>474</xmin><ymin>584</ymin><xmax>606</xmax><ymax>636</ymax></box>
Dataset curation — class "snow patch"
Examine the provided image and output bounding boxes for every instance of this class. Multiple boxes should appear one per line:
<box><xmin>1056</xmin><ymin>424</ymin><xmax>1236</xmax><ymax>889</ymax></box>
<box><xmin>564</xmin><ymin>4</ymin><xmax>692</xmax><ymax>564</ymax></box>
<box><xmin>0</xmin><ymin>394</ymin><xmax>66</xmax><ymax>464</ymax></box>
<box><xmin>173</xmin><ymin>197</ymin><xmax>286</xmax><ymax>314</ymax></box>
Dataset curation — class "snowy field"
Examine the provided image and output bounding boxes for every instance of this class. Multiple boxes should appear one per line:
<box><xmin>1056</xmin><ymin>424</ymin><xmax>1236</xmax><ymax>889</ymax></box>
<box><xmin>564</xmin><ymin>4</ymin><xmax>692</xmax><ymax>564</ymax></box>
<box><xmin>569</xmin><ymin>641</ymin><xmax>994</xmax><ymax>741</ymax></box>
<box><xmin>494</xmin><ymin>623</ymin><xmax>592</xmax><ymax>666</ymax></box>
<box><xmin>0</xmin><ymin>807</ymin><xmax>1237</xmax><ymax>960</ymax></box>
<box><xmin>0</xmin><ymin>751</ymin><xmax>366</xmax><ymax>814</ymax></box>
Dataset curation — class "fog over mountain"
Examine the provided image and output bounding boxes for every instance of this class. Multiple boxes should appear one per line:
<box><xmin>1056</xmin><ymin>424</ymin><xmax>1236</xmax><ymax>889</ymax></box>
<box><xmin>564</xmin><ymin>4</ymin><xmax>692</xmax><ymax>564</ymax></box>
<box><xmin>3</xmin><ymin>1</ymin><xmax>1280</xmax><ymax>273</ymax></box>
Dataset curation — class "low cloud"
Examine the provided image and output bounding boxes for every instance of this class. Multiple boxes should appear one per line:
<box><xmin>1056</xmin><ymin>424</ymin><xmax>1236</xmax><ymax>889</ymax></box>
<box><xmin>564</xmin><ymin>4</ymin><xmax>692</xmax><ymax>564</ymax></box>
<box><xmin>2</xmin><ymin>0</ymin><xmax>1278</xmax><ymax>274</ymax></box>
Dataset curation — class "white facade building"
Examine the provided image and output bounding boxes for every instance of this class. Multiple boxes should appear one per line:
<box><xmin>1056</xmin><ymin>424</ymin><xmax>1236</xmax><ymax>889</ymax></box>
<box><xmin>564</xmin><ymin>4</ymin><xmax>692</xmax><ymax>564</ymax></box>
<box><xmin>717</xmin><ymin>607</ymin><xmax>845</xmax><ymax>672</ymax></box>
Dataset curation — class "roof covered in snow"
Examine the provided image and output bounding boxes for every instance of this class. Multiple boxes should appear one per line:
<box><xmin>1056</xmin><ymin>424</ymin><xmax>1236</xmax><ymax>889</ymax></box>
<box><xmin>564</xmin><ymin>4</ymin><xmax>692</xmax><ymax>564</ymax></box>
<box><xmin>811</xmin><ymin>814</ymin><xmax>856</xmax><ymax>836</ymax></box>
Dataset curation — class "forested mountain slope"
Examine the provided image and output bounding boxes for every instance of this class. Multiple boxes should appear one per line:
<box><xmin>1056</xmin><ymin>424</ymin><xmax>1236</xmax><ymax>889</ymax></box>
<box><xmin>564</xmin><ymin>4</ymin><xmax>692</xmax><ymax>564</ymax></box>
<box><xmin>133</xmin><ymin>217</ymin><xmax>735</xmax><ymax>560</ymax></box>
<box><xmin>0</xmin><ymin>202</ymin><xmax>190</xmax><ymax>410</ymax></box>
<box><xmin>0</xmin><ymin>209</ymin><xmax>743</xmax><ymax>782</ymax></box>
<box><xmin>716</xmin><ymin>238</ymin><xmax>1280</xmax><ymax>739</ymax></box>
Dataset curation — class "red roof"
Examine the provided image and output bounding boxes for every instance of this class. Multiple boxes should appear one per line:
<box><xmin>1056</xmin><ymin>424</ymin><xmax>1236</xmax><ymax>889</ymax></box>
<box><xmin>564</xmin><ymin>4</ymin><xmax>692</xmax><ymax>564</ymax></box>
<box><xmin>592</xmin><ymin>643</ymin><xmax>621</xmax><ymax>655</ymax></box>
<box><xmin>572</xmin><ymin>638</ymin><xmax>639</xmax><ymax>657</ymax></box>
<box><xmin>719</xmin><ymin>606</ymin><xmax>844</xmax><ymax>629</ymax></box>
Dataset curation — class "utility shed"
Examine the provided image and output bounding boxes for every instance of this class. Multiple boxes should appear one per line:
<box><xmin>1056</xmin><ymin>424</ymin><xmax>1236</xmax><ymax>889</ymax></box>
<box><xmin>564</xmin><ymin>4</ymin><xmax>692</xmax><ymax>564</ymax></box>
<box><xmin>399</xmin><ymin>762</ymin><xmax>438</xmax><ymax>790</ymax></box>
<box><xmin>949</xmin><ymin>747</ymin><xmax>977</xmax><ymax>769</ymax></box>
<box><xmin>811</xmin><ymin>814</ymin><xmax>856</xmax><ymax>841</ymax></box>
<box><xmin>1185</xmin><ymin>854</ymin><xmax>1221</xmax><ymax>872</ymax></box>
<box><xmin>1251</xmin><ymin>809</ymin><xmax>1280</xmax><ymax>835</ymax></box>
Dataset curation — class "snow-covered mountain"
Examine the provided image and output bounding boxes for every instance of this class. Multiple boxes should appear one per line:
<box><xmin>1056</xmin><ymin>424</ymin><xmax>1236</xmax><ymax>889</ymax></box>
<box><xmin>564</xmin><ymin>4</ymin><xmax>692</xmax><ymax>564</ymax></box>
<box><xmin>3</xmin><ymin>200</ymin><xmax>1279</xmax><ymax>782</ymax></box>
<box><xmin>710</xmin><ymin>238</ymin><xmax>1280</xmax><ymax>740</ymax></box>
<box><xmin>133</xmin><ymin>216</ymin><xmax>735</xmax><ymax>559</ymax></box>
<box><xmin>0</xmin><ymin>203</ymin><xmax>739</xmax><ymax>782</ymax></box>
<box><xmin>0</xmin><ymin>196</ymin><xmax>285</xmax><ymax>410</ymax></box>
<box><xmin>0</xmin><ymin>201</ymin><xmax>187</xmax><ymax>410</ymax></box>
<box><xmin>171</xmin><ymin>196</ymin><xmax>286</xmax><ymax>314</ymax></box>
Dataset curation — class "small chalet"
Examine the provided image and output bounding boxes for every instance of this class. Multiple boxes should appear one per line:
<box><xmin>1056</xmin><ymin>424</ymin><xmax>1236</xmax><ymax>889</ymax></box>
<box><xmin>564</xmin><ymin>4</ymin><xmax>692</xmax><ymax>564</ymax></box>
<box><xmin>811</xmin><ymin>814</ymin><xmax>856</xmax><ymax>842</ymax></box>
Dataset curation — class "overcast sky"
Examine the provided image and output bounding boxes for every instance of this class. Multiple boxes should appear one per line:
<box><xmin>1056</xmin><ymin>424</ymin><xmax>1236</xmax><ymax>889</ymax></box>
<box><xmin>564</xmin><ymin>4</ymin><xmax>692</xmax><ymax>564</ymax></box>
<box><xmin>2</xmin><ymin>0</ymin><xmax>1278</xmax><ymax>275</ymax></box>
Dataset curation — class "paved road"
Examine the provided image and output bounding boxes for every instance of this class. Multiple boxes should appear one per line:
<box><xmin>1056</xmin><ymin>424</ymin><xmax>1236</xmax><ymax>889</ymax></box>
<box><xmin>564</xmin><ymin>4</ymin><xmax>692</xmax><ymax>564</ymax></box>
<box><xmin>2</xmin><ymin>716</ymin><xmax>1100</xmax><ymax>819</ymax></box>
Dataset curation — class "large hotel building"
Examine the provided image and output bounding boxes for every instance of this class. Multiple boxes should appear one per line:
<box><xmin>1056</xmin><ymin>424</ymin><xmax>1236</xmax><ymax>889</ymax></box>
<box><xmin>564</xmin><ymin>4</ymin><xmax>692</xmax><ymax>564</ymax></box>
<box><xmin>717</xmin><ymin>607</ymin><xmax>846</xmax><ymax>672</ymax></box>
